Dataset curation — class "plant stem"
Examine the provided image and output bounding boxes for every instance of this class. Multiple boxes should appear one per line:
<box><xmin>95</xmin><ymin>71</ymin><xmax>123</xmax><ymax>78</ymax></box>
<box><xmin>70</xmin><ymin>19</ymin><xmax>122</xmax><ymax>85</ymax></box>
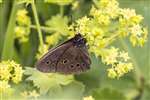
<box><xmin>60</xmin><ymin>5</ymin><xmax>64</xmax><ymax>16</ymax></box>
<box><xmin>30</xmin><ymin>25</ymin><xmax>54</xmax><ymax>32</ymax></box>
<box><xmin>104</xmin><ymin>33</ymin><xmax>119</xmax><ymax>47</ymax></box>
<box><xmin>1</xmin><ymin>0</ymin><xmax>18</xmax><ymax>60</ymax></box>
<box><xmin>0</xmin><ymin>0</ymin><xmax>9</xmax><ymax>58</ymax></box>
<box><xmin>31</xmin><ymin>0</ymin><xmax>44</xmax><ymax>46</ymax></box>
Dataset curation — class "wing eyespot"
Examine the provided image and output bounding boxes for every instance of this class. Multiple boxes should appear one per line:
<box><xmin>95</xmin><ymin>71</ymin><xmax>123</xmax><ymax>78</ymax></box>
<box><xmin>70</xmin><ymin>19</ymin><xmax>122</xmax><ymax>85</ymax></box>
<box><xmin>82</xmin><ymin>63</ymin><xmax>85</xmax><ymax>66</ymax></box>
<box><xmin>70</xmin><ymin>64</ymin><xmax>74</xmax><ymax>69</ymax></box>
<box><xmin>62</xmin><ymin>59</ymin><xmax>68</xmax><ymax>64</ymax></box>
<box><xmin>46</xmin><ymin>61</ymin><xmax>50</xmax><ymax>65</ymax></box>
<box><xmin>76</xmin><ymin>63</ymin><xmax>80</xmax><ymax>67</ymax></box>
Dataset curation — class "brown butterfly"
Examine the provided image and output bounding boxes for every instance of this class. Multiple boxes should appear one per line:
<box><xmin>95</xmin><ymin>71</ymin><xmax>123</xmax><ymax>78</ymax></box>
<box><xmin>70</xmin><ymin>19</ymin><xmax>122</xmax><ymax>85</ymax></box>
<box><xmin>35</xmin><ymin>33</ymin><xmax>91</xmax><ymax>74</ymax></box>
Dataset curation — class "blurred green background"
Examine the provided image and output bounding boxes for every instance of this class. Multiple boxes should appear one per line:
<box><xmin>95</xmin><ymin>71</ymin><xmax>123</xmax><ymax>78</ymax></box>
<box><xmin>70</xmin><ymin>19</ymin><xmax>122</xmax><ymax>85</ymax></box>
<box><xmin>0</xmin><ymin>0</ymin><xmax>150</xmax><ymax>100</ymax></box>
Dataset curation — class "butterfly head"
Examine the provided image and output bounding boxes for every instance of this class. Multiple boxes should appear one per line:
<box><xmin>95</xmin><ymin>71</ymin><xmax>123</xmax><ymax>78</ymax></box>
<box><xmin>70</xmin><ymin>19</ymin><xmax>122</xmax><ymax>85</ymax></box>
<box><xmin>73</xmin><ymin>33</ymin><xmax>87</xmax><ymax>47</ymax></box>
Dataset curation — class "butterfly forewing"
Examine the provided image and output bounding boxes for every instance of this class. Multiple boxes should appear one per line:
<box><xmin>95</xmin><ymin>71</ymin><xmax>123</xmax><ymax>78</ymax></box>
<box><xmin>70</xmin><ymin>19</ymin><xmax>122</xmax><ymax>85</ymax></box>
<box><xmin>36</xmin><ymin>41</ymin><xmax>72</xmax><ymax>73</ymax></box>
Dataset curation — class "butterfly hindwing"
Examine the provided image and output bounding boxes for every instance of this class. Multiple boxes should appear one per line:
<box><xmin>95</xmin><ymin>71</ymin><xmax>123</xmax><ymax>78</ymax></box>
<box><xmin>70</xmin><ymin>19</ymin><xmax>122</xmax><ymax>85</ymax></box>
<box><xmin>56</xmin><ymin>46</ymin><xmax>91</xmax><ymax>74</ymax></box>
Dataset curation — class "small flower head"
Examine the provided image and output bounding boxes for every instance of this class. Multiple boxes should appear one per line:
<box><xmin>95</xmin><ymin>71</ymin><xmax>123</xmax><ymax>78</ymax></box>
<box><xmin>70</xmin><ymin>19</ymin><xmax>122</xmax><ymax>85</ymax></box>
<box><xmin>115</xmin><ymin>62</ymin><xmax>133</xmax><ymax>77</ymax></box>
<box><xmin>83</xmin><ymin>96</ymin><xmax>95</xmax><ymax>100</ymax></box>
<box><xmin>107</xmin><ymin>68</ymin><xmax>117</xmax><ymax>79</ymax></box>
<box><xmin>36</xmin><ymin>43</ymin><xmax>49</xmax><ymax>59</ymax></box>
<box><xmin>46</xmin><ymin>33</ymin><xmax>61</xmax><ymax>46</ymax></box>
<box><xmin>129</xmin><ymin>25</ymin><xmax>148</xmax><ymax>47</ymax></box>
<box><xmin>72</xmin><ymin>1</ymin><xmax>79</xmax><ymax>10</ymax></box>
<box><xmin>101</xmin><ymin>47</ymin><xmax>118</xmax><ymax>65</ymax></box>
<box><xmin>15</xmin><ymin>26</ymin><xmax>29</xmax><ymax>43</ymax></box>
<box><xmin>0</xmin><ymin>81</ymin><xmax>11</xmax><ymax>94</ymax></box>
<box><xmin>15</xmin><ymin>9</ymin><xmax>31</xmax><ymax>43</ymax></box>
<box><xmin>121</xmin><ymin>8</ymin><xmax>136</xmax><ymax>20</ymax></box>
<box><xmin>29</xmin><ymin>90</ymin><xmax>40</xmax><ymax>98</ymax></box>
<box><xmin>0</xmin><ymin>60</ymin><xmax>23</xmax><ymax>83</ymax></box>
<box><xmin>0</xmin><ymin>63</ymin><xmax>11</xmax><ymax>80</ymax></box>
<box><xmin>16</xmin><ymin>9</ymin><xmax>31</xmax><ymax>26</ymax></box>
<box><xmin>20</xmin><ymin>91</ymin><xmax>29</xmax><ymax>98</ymax></box>
<box><xmin>21</xmin><ymin>90</ymin><xmax>40</xmax><ymax>99</ymax></box>
<box><xmin>119</xmin><ymin>51</ymin><xmax>130</xmax><ymax>62</ymax></box>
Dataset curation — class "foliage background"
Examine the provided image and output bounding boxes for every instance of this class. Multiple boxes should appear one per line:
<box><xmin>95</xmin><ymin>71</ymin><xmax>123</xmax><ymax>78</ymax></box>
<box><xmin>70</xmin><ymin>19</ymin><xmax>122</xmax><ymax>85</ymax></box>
<box><xmin>0</xmin><ymin>0</ymin><xmax>150</xmax><ymax>100</ymax></box>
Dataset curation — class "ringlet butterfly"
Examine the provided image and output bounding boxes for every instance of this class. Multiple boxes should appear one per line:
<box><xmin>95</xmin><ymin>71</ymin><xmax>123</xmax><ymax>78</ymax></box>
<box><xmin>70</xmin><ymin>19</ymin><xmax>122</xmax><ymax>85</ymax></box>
<box><xmin>35</xmin><ymin>33</ymin><xmax>91</xmax><ymax>74</ymax></box>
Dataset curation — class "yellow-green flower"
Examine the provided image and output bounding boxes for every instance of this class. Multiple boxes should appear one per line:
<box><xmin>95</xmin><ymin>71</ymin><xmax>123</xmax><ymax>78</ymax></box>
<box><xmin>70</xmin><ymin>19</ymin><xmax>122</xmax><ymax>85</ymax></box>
<box><xmin>130</xmin><ymin>24</ymin><xmax>143</xmax><ymax>37</ymax></box>
<box><xmin>0</xmin><ymin>60</ymin><xmax>23</xmax><ymax>83</ymax></box>
<box><xmin>16</xmin><ymin>9</ymin><xmax>31</xmax><ymax>26</ymax></box>
<box><xmin>15</xmin><ymin>9</ymin><xmax>31</xmax><ymax>43</ymax></box>
<box><xmin>36</xmin><ymin>43</ymin><xmax>49</xmax><ymax>59</ymax></box>
<box><xmin>121</xmin><ymin>8</ymin><xmax>136</xmax><ymax>20</ymax></box>
<box><xmin>12</xmin><ymin>65</ymin><xmax>24</xmax><ymax>84</ymax></box>
<box><xmin>119</xmin><ymin>51</ymin><xmax>130</xmax><ymax>62</ymax></box>
<box><xmin>29</xmin><ymin>90</ymin><xmax>40</xmax><ymax>98</ymax></box>
<box><xmin>100</xmin><ymin>47</ymin><xmax>133</xmax><ymax>78</ymax></box>
<box><xmin>20</xmin><ymin>90</ymin><xmax>40</xmax><ymax>98</ymax></box>
<box><xmin>20</xmin><ymin>91</ymin><xmax>29</xmax><ymax>98</ymax></box>
<box><xmin>115</xmin><ymin>62</ymin><xmax>133</xmax><ymax>77</ymax></box>
<box><xmin>107</xmin><ymin>68</ymin><xmax>117</xmax><ymax>79</ymax></box>
<box><xmin>0</xmin><ymin>63</ymin><xmax>11</xmax><ymax>81</ymax></box>
<box><xmin>130</xmin><ymin>15</ymin><xmax>143</xmax><ymax>24</ymax></box>
<box><xmin>102</xmin><ymin>47</ymin><xmax>118</xmax><ymax>65</ymax></box>
<box><xmin>129</xmin><ymin>25</ymin><xmax>148</xmax><ymax>47</ymax></box>
<box><xmin>15</xmin><ymin>26</ymin><xmax>29</xmax><ymax>43</ymax></box>
<box><xmin>83</xmin><ymin>96</ymin><xmax>95</xmax><ymax>100</ymax></box>
<box><xmin>97</xmin><ymin>0</ymin><xmax>120</xmax><ymax>18</ymax></box>
<box><xmin>46</xmin><ymin>33</ymin><xmax>61</xmax><ymax>46</ymax></box>
<box><xmin>0</xmin><ymin>81</ymin><xmax>11</xmax><ymax>94</ymax></box>
<box><xmin>76</xmin><ymin>16</ymin><xmax>90</xmax><ymax>34</ymax></box>
<box><xmin>72</xmin><ymin>1</ymin><xmax>79</xmax><ymax>10</ymax></box>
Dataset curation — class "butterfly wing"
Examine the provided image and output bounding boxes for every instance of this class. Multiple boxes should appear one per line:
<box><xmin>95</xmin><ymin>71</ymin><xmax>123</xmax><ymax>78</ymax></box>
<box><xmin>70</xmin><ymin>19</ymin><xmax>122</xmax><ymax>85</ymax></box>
<box><xmin>35</xmin><ymin>41</ymin><xmax>72</xmax><ymax>73</ymax></box>
<box><xmin>36</xmin><ymin>33</ymin><xmax>91</xmax><ymax>74</ymax></box>
<box><xmin>56</xmin><ymin>46</ymin><xmax>91</xmax><ymax>74</ymax></box>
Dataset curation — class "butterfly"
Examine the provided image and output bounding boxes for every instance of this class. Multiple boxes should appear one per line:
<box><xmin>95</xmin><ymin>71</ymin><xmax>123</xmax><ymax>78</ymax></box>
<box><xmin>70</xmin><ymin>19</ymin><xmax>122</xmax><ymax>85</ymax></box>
<box><xmin>35</xmin><ymin>33</ymin><xmax>91</xmax><ymax>74</ymax></box>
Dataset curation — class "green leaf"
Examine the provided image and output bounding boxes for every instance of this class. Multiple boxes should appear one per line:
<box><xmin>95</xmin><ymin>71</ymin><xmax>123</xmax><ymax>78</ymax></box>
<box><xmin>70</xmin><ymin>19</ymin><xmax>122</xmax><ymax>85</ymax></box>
<box><xmin>48</xmin><ymin>80</ymin><xmax>85</xmax><ymax>100</ymax></box>
<box><xmin>45</xmin><ymin>14</ymin><xmax>69</xmax><ymax>35</ymax></box>
<box><xmin>92</xmin><ymin>87</ymin><xmax>126</xmax><ymax>100</ymax></box>
<box><xmin>24</xmin><ymin>67</ymin><xmax>74</xmax><ymax>94</ymax></box>
<box><xmin>1</xmin><ymin>0</ymin><xmax>18</xmax><ymax>60</ymax></box>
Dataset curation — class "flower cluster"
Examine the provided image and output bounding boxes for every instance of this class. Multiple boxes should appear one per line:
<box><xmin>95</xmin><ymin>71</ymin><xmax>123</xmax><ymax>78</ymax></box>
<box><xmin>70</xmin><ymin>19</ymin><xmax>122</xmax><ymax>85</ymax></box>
<box><xmin>119</xmin><ymin>8</ymin><xmax>148</xmax><ymax>46</ymax></box>
<box><xmin>100</xmin><ymin>47</ymin><xmax>133</xmax><ymax>78</ymax></box>
<box><xmin>69</xmin><ymin>0</ymin><xmax>148</xmax><ymax>78</ymax></box>
<box><xmin>15</xmin><ymin>9</ymin><xmax>31</xmax><ymax>43</ymax></box>
<box><xmin>20</xmin><ymin>90</ymin><xmax>40</xmax><ymax>99</ymax></box>
<box><xmin>0</xmin><ymin>60</ymin><xmax>23</xmax><ymax>83</ymax></box>
<box><xmin>0</xmin><ymin>60</ymin><xmax>23</xmax><ymax>95</ymax></box>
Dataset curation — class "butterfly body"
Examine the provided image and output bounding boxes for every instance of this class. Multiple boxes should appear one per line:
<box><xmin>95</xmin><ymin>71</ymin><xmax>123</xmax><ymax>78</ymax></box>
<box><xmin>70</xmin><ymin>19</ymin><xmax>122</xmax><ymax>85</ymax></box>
<box><xmin>36</xmin><ymin>34</ymin><xmax>91</xmax><ymax>74</ymax></box>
